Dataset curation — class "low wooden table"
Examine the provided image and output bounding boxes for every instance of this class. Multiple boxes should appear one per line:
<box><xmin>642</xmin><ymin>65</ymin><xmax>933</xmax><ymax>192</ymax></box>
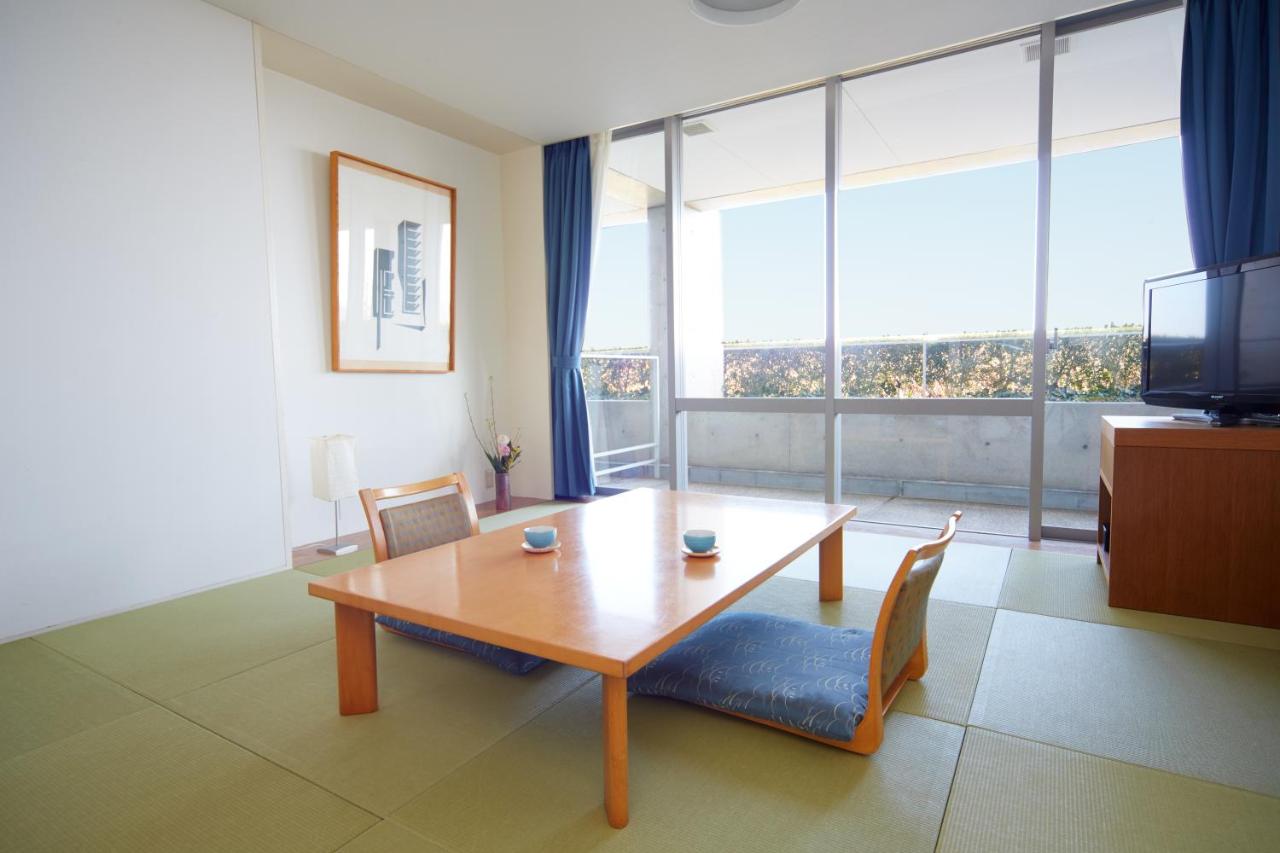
<box><xmin>307</xmin><ymin>488</ymin><xmax>856</xmax><ymax>827</ymax></box>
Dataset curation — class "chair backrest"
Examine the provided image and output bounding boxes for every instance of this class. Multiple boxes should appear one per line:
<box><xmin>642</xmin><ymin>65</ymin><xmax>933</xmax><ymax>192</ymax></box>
<box><xmin>869</xmin><ymin>512</ymin><xmax>961</xmax><ymax>694</ymax></box>
<box><xmin>358</xmin><ymin>472</ymin><xmax>481</xmax><ymax>561</ymax></box>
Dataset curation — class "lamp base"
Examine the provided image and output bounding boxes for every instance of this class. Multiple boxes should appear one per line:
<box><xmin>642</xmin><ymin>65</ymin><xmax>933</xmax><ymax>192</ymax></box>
<box><xmin>318</xmin><ymin>543</ymin><xmax>359</xmax><ymax>556</ymax></box>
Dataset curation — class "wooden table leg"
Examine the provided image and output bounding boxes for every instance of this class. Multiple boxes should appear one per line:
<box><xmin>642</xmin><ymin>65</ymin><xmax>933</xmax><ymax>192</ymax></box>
<box><xmin>334</xmin><ymin>604</ymin><xmax>378</xmax><ymax>715</ymax></box>
<box><xmin>819</xmin><ymin>527</ymin><xmax>844</xmax><ymax>602</ymax></box>
<box><xmin>602</xmin><ymin>675</ymin><xmax>629</xmax><ymax>828</ymax></box>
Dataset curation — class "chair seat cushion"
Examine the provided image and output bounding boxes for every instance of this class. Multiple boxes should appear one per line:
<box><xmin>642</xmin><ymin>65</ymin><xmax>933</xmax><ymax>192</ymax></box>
<box><xmin>375</xmin><ymin>615</ymin><xmax>547</xmax><ymax>675</ymax></box>
<box><xmin>628</xmin><ymin>612</ymin><xmax>872</xmax><ymax>741</ymax></box>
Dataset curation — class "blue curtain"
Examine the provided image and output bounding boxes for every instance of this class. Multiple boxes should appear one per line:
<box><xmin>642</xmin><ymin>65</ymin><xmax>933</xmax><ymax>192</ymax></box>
<box><xmin>544</xmin><ymin>137</ymin><xmax>596</xmax><ymax>498</ymax></box>
<box><xmin>1181</xmin><ymin>0</ymin><xmax>1280</xmax><ymax>266</ymax></box>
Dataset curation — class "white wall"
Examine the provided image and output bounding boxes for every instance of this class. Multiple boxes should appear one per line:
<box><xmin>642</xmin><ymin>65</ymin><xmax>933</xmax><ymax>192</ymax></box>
<box><xmin>500</xmin><ymin>147</ymin><xmax>555</xmax><ymax>500</ymax></box>
<box><xmin>0</xmin><ymin>0</ymin><xmax>287</xmax><ymax>638</ymax></box>
<box><xmin>262</xmin><ymin>71</ymin><xmax>514</xmax><ymax>545</ymax></box>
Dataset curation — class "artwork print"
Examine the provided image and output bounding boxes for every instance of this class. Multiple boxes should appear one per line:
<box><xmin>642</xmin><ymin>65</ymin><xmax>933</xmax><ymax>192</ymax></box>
<box><xmin>330</xmin><ymin>152</ymin><xmax>456</xmax><ymax>372</ymax></box>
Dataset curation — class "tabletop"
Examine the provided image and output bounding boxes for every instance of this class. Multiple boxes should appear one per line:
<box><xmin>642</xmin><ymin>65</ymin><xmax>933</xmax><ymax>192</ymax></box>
<box><xmin>308</xmin><ymin>488</ymin><xmax>857</xmax><ymax>676</ymax></box>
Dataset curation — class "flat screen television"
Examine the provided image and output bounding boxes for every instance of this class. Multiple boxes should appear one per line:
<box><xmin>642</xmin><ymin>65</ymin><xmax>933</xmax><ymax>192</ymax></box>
<box><xmin>1142</xmin><ymin>252</ymin><xmax>1280</xmax><ymax>424</ymax></box>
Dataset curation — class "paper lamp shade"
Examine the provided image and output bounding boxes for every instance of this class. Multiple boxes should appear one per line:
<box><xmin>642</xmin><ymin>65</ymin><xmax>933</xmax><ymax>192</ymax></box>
<box><xmin>310</xmin><ymin>435</ymin><xmax>359</xmax><ymax>501</ymax></box>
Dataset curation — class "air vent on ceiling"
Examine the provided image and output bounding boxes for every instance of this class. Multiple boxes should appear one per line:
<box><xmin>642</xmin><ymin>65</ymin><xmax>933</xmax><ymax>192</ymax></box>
<box><xmin>683</xmin><ymin>121</ymin><xmax>715</xmax><ymax>137</ymax></box>
<box><xmin>1023</xmin><ymin>36</ymin><xmax>1070</xmax><ymax>62</ymax></box>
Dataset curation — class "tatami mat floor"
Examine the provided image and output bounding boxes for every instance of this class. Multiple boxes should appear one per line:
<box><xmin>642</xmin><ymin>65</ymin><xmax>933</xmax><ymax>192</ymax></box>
<box><xmin>2</xmin><ymin>504</ymin><xmax>1278</xmax><ymax>851</ymax></box>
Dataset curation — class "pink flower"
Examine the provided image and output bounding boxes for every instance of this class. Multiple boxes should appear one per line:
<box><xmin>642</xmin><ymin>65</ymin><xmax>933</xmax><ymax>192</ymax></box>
<box><xmin>498</xmin><ymin>443</ymin><xmax>511</xmax><ymax>457</ymax></box>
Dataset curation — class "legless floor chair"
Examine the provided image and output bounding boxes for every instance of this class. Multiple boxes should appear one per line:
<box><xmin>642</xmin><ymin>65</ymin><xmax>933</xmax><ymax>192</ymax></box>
<box><xmin>629</xmin><ymin>512</ymin><xmax>961</xmax><ymax>754</ymax></box>
<box><xmin>359</xmin><ymin>472</ymin><xmax>546</xmax><ymax>675</ymax></box>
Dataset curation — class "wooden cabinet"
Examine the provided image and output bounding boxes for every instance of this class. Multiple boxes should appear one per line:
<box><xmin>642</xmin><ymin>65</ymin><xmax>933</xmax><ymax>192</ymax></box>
<box><xmin>1098</xmin><ymin>416</ymin><xmax>1280</xmax><ymax>628</ymax></box>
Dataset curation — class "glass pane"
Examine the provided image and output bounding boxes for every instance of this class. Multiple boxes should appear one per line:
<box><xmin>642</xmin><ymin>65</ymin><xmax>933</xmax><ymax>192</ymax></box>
<box><xmin>585</xmin><ymin>130</ymin><xmax>666</xmax><ymax>489</ymax></box>
<box><xmin>686</xmin><ymin>412</ymin><xmax>824</xmax><ymax>502</ymax></box>
<box><xmin>1044</xmin><ymin>7</ymin><xmax>1191</xmax><ymax>531</ymax></box>
<box><xmin>839</xmin><ymin>39</ymin><xmax>1039</xmax><ymax>398</ymax></box>
<box><xmin>680</xmin><ymin>88</ymin><xmax>826</xmax><ymax>398</ymax></box>
<box><xmin>842</xmin><ymin>414</ymin><xmax>1032</xmax><ymax>535</ymax></box>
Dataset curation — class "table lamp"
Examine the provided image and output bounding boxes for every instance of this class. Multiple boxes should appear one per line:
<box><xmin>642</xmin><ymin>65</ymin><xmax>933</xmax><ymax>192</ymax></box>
<box><xmin>311</xmin><ymin>434</ymin><xmax>359</xmax><ymax>556</ymax></box>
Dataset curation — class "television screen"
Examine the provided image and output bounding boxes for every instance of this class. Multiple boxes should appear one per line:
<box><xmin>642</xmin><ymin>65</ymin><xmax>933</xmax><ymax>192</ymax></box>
<box><xmin>1143</xmin><ymin>254</ymin><xmax>1280</xmax><ymax>414</ymax></box>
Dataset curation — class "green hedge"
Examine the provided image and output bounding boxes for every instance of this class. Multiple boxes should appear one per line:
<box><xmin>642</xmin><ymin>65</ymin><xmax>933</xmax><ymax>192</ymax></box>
<box><xmin>585</xmin><ymin>329</ymin><xmax>1141</xmax><ymax>402</ymax></box>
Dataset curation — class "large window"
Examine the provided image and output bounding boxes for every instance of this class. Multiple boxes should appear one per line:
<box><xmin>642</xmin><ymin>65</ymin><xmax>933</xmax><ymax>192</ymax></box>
<box><xmin>843</xmin><ymin>415</ymin><xmax>1032</xmax><ymax>534</ymax></box>
<box><xmin>839</xmin><ymin>39</ymin><xmax>1038</xmax><ymax>399</ymax></box>
<box><xmin>578</xmin><ymin>1</ymin><xmax>1187</xmax><ymax>539</ymax></box>
<box><xmin>680</xmin><ymin>87</ymin><xmax>826</xmax><ymax>398</ymax></box>
<box><xmin>687</xmin><ymin>412</ymin><xmax>824</xmax><ymax>503</ymax></box>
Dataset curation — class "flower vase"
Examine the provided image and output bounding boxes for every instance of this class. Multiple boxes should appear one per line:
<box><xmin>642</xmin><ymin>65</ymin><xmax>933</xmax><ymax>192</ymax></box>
<box><xmin>495</xmin><ymin>471</ymin><xmax>511</xmax><ymax>512</ymax></box>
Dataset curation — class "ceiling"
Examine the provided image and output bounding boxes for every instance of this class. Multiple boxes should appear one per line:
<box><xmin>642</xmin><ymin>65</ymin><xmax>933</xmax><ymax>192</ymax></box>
<box><xmin>208</xmin><ymin>0</ymin><xmax>1118</xmax><ymax>147</ymax></box>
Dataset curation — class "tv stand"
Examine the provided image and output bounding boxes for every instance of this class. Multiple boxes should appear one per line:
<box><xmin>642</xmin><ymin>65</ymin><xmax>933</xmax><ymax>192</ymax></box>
<box><xmin>1098</xmin><ymin>416</ymin><xmax>1280</xmax><ymax>628</ymax></box>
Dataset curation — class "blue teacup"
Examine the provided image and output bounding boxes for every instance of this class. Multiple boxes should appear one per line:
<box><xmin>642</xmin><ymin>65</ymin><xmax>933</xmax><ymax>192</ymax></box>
<box><xmin>524</xmin><ymin>525</ymin><xmax>557</xmax><ymax>549</ymax></box>
<box><xmin>683</xmin><ymin>529</ymin><xmax>717</xmax><ymax>553</ymax></box>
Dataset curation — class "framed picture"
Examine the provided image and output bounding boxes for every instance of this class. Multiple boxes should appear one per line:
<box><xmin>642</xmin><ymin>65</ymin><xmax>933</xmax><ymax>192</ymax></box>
<box><xmin>329</xmin><ymin>151</ymin><xmax>456</xmax><ymax>373</ymax></box>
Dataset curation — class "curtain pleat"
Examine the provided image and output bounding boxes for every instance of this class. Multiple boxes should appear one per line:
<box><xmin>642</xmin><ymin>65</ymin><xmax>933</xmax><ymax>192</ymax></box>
<box><xmin>544</xmin><ymin>137</ymin><xmax>597</xmax><ymax>498</ymax></box>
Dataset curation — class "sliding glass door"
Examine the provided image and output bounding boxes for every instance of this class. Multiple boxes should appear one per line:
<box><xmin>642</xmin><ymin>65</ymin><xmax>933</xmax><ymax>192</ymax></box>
<box><xmin>838</xmin><ymin>37</ymin><xmax>1039</xmax><ymax>535</ymax></box>
<box><xmin>584</xmin><ymin>129</ymin><xmax>666</xmax><ymax>490</ymax></box>
<box><xmin>669</xmin><ymin>87</ymin><xmax>828</xmax><ymax>503</ymax></box>
<box><xmin>1042</xmin><ymin>6</ymin><xmax>1191</xmax><ymax>535</ymax></box>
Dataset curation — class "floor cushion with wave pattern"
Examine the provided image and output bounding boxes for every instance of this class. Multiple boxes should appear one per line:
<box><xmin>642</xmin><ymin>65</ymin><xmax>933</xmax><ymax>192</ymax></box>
<box><xmin>629</xmin><ymin>611</ymin><xmax>872</xmax><ymax>741</ymax></box>
<box><xmin>376</xmin><ymin>615</ymin><xmax>547</xmax><ymax>675</ymax></box>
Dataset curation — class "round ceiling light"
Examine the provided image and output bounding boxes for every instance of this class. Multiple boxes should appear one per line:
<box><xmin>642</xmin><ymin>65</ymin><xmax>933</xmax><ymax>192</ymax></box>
<box><xmin>690</xmin><ymin>0</ymin><xmax>801</xmax><ymax>26</ymax></box>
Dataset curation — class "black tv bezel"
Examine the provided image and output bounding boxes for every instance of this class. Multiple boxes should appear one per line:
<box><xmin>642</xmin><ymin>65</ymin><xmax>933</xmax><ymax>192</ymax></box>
<box><xmin>1141</xmin><ymin>252</ymin><xmax>1280</xmax><ymax>416</ymax></box>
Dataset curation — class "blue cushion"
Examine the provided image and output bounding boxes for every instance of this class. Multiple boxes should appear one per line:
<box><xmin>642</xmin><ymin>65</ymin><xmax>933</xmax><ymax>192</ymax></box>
<box><xmin>629</xmin><ymin>612</ymin><xmax>872</xmax><ymax>741</ymax></box>
<box><xmin>375</xmin><ymin>615</ymin><xmax>547</xmax><ymax>676</ymax></box>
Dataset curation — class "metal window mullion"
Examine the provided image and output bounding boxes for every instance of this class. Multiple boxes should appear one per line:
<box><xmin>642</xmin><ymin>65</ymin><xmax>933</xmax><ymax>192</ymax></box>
<box><xmin>664</xmin><ymin>115</ymin><xmax>688</xmax><ymax>491</ymax></box>
<box><xmin>1056</xmin><ymin>0</ymin><xmax>1182</xmax><ymax>36</ymax></box>
<box><xmin>1029</xmin><ymin>21</ymin><xmax>1056</xmax><ymax>541</ymax></box>
<box><xmin>834</xmin><ymin>397</ymin><xmax>1033</xmax><ymax>417</ymax></box>
<box><xmin>824</xmin><ymin>77</ymin><xmax>842</xmax><ymax>504</ymax></box>
<box><xmin>676</xmin><ymin>397</ymin><xmax>826</xmax><ymax>414</ymax></box>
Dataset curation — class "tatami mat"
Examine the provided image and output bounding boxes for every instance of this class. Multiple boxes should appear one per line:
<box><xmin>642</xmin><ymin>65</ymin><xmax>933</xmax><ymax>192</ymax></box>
<box><xmin>0</xmin><ymin>705</ymin><xmax>375</xmax><ymax>852</ymax></box>
<box><xmin>736</xmin><ymin>576</ymin><xmax>995</xmax><ymax>725</ymax></box>
<box><xmin>478</xmin><ymin>502</ymin><xmax>578</xmax><ymax>533</ymax></box>
<box><xmin>338</xmin><ymin>821</ymin><xmax>451</xmax><ymax>852</ymax></box>
<box><xmin>0</xmin><ymin>639</ymin><xmax>151</xmax><ymax>763</ymax></box>
<box><xmin>169</xmin><ymin>628</ymin><xmax>595</xmax><ymax>816</ymax></box>
<box><xmin>970</xmin><ymin>610</ymin><xmax>1280</xmax><ymax>797</ymax></box>
<box><xmin>393</xmin><ymin>679</ymin><xmax>964</xmax><ymax>853</ymax></box>
<box><xmin>777</xmin><ymin>530</ymin><xmax>1011</xmax><ymax>607</ymax></box>
<box><xmin>998</xmin><ymin>550</ymin><xmax>1280</xmax><ymax>650</ymax></box>
<box><xmin>35</xmin><ymin>570</ymin><xmax>333</xmax><ymax>700</ymax></box>
<box><xmin>5</xmin><ymin>531</ymin><xmax>1278</xmax><ymax>850</ymax></box>
<box><xmin>937</xmin><ymin>728</ymin><xmax>1280</xmax><ymax>853</ymax></box>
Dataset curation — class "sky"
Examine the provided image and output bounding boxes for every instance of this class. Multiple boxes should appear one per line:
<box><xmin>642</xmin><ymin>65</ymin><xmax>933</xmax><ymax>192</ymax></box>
<box><xmin>584</xmin><ymin>137</ymin><xmax>1193</xmax><ymax>350</ymax></box>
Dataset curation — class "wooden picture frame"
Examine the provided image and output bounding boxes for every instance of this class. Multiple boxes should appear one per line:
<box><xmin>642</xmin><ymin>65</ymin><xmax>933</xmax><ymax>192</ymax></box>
<box><xmin>329</xmin><ymin>151</ymin><xmax>457</xmax><ymax>373</ymax></box>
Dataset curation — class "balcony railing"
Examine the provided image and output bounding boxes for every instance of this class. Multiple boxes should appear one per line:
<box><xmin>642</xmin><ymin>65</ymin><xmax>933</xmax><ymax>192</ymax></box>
<box><xmin>582</xmin><ymin>354</ymin><xmax>661</xmax><ymax>480</ymax></box>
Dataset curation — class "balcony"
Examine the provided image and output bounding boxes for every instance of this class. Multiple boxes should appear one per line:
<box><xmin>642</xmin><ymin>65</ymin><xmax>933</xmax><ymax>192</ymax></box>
<box><xmin>583</xmin><ymin>331</ymin><xmax>1144</xmax><ymax>537</ymax></box>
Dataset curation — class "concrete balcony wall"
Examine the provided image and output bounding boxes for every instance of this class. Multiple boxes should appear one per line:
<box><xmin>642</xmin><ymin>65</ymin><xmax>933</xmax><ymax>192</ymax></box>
<box><xmin>587</xmin><ymin>398</ymin><xmax>1156</xmax><ymax>506</ymax></box>
<box><xmin>587</xmin><ymin>398</ymin><xmax>661</xmax><ymax>472</ymax></box>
